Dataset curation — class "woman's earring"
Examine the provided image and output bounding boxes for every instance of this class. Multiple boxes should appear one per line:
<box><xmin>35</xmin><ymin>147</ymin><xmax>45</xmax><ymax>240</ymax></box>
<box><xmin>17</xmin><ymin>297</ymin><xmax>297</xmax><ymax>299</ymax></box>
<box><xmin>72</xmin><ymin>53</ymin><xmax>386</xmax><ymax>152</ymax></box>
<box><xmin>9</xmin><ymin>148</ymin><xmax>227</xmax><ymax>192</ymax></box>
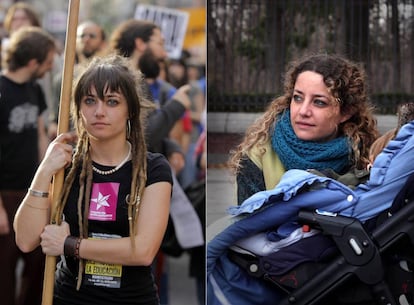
<box><xmin>127</xmin><ymin>119</ymin><xmax>131</xmax><ymax>139</ymax></box>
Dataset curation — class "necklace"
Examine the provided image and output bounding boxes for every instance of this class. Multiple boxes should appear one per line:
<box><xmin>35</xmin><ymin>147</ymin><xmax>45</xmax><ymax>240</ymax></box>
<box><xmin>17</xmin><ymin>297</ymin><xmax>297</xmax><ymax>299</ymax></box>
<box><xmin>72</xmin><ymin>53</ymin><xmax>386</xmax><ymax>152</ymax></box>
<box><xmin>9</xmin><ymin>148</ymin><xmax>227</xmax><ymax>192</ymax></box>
<box><xmin>92</xmin><ymin>142</ymin><xmax>132</xmax><ymax>175</ymax></box>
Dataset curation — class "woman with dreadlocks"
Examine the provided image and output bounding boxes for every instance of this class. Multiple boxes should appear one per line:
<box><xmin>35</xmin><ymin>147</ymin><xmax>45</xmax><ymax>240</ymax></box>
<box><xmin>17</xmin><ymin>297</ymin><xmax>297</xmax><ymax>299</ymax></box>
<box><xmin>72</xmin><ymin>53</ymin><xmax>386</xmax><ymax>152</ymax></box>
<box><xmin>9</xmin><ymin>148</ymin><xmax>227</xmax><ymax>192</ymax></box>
<box><xmin>13</xmin><ymin>55</ymin><xmax>173</xmax><ymax>305</ymax></box>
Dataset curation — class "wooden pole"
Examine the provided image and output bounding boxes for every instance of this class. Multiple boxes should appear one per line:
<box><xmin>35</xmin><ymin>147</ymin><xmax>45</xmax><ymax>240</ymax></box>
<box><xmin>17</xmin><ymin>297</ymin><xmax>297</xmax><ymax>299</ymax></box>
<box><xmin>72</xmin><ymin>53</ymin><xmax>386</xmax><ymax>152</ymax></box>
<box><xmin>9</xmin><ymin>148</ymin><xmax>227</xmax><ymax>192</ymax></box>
<box><xmin>41</xmin><ymin>0</ymin><xmax>80</xmax><ymax>304</ymax></box>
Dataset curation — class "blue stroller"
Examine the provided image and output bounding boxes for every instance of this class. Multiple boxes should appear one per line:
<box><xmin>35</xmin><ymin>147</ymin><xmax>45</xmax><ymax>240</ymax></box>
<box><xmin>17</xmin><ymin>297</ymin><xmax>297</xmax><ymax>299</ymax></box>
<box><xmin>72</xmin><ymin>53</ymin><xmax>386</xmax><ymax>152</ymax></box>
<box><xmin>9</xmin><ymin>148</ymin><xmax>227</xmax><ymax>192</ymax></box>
<box><xmin>207</xmin><ymin>121</ymin><xmax>414</xmax><ymax>305</ymax></box>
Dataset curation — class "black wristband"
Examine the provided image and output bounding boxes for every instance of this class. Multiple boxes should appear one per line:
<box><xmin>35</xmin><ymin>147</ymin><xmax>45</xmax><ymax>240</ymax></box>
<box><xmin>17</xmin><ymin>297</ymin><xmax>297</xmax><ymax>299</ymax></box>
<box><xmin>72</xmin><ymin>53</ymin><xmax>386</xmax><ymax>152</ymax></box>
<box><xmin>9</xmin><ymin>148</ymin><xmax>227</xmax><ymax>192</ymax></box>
<box><xmin>64</xmin><ymin>236</ymin><xmax>82</xmax><ymax>259</ymax></box>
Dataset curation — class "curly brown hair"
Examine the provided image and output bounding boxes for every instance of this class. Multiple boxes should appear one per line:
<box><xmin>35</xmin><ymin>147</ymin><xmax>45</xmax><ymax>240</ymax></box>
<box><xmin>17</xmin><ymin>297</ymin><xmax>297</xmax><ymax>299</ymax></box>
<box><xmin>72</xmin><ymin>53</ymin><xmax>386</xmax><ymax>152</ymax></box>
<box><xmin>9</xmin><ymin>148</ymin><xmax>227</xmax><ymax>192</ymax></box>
<box><xmin>229</xmin><ymin>53</ymin><xmax>379</xmax><ymax>173</ymax></box>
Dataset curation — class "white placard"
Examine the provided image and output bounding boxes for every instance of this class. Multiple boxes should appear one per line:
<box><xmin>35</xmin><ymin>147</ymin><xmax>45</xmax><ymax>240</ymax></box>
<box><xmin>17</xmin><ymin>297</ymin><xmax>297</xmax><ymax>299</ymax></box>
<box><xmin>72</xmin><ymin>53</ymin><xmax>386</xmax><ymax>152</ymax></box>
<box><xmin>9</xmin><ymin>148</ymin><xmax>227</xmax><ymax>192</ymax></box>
<box><xmin>134</xmin><ymin>4</ymin><xmax>189</xmax><ymax>59</ymax></box>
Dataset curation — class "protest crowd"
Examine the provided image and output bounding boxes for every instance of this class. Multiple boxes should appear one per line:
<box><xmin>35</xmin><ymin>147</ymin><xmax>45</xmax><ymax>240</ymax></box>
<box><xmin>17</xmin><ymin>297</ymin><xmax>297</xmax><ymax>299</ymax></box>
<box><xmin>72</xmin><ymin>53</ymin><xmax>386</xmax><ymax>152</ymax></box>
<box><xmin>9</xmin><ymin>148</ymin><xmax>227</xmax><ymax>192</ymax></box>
<box><xmin>0</xmin><ymin>1</ymin><xmax>206</xmax><ymax>305</ymax></box>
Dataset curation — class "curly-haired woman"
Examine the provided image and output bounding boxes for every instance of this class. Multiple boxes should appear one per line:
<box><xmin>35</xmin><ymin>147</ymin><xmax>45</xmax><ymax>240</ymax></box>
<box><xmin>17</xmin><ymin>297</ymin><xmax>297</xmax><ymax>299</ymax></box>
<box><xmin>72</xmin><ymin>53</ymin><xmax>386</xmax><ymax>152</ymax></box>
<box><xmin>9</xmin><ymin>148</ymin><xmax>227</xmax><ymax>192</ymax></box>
<box><xmin>229</xmin><ymin>53</ymin><xmax>379</xmax><ymax>204</ymax></box>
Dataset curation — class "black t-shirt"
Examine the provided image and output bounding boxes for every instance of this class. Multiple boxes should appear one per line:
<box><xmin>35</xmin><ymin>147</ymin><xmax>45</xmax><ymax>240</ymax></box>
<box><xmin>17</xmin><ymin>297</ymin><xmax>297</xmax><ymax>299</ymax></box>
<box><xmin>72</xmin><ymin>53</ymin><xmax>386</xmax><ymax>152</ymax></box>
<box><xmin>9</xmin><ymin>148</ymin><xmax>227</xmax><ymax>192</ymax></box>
<box><xmin>0</xmin><ymin>75</ymin><xmax>47</xmax><ymax>190</ymax></box>
<box><xmin>54</xmin><ymin>152</ymin><xmax>172</xmax><ymax>305</ymax></box>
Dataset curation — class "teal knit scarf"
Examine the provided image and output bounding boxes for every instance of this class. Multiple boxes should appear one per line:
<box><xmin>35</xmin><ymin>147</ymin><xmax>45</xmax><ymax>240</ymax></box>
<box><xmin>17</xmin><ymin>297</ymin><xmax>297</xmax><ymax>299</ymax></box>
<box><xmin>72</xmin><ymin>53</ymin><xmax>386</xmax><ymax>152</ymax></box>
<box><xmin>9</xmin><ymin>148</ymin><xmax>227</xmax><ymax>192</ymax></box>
<box><xmin>271</xmin><ymin>110</ymin><xmax>351</xmax><ymax>174</ymax></box>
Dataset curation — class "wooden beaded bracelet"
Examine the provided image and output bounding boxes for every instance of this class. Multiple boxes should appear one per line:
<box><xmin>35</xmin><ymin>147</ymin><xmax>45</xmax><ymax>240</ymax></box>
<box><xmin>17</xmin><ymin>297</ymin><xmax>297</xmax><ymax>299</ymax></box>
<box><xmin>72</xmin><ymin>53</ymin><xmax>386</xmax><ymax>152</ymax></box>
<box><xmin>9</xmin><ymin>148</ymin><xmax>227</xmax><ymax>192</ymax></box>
<box><xmin>64</xmin><ymin>236</ymin><xmax>82</xmax><ymax>259</ymax></box>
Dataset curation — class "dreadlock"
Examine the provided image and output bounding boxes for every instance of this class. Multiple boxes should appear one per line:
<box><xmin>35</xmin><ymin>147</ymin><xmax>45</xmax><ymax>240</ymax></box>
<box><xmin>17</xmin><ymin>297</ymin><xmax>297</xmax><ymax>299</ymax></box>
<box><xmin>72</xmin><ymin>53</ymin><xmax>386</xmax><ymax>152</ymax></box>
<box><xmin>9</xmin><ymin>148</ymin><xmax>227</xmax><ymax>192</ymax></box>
<box><xmin>53</xmin><ymin>55</ymin><xmax>153</xmax><ymax>289</ymax></box>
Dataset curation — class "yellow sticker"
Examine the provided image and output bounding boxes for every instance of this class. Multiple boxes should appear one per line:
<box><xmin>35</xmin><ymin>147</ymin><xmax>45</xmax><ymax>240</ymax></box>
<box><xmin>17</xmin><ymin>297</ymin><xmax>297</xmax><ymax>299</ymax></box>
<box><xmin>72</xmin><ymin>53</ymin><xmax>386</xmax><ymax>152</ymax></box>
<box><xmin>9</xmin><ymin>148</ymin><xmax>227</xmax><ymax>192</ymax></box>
<box><xmin>85</xmin><ymin>261</ymin><xmax>122</xmax><ymax>277</ymax></box>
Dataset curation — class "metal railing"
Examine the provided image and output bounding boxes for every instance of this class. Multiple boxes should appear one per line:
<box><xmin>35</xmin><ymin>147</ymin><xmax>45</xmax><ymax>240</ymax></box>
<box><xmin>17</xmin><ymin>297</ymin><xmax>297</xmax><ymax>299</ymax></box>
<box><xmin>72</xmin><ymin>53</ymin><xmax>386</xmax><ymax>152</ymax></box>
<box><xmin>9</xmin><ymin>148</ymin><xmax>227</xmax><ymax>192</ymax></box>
<box><xmin>207</xmin><ymin>0</ymin><xmax>414</xmax><ymax>113</ymax></box>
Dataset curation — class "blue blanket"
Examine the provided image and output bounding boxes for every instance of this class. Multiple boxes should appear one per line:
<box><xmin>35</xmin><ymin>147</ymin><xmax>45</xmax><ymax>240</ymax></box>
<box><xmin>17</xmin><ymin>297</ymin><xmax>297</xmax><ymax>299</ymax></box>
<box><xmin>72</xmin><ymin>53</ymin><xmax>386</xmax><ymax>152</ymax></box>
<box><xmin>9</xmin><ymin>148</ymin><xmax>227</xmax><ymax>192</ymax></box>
<box><xmin>207</xmin><ymin>121</ymin><xmax>414</xmax><ymax>305</ymax></box>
